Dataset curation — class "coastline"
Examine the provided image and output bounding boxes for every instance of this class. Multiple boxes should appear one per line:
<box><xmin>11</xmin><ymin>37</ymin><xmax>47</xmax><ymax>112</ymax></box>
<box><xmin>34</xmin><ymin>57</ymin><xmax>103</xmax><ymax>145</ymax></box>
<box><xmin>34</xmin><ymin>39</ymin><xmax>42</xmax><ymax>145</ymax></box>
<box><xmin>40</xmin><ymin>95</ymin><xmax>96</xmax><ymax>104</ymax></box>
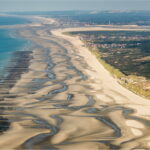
<box><xmin>0</xmin><ymin>42</ymin><xmax>32</xmax><ymax>139</ymax></box>
<box><xmin>1</xmin><ymin>17</ymin><xmax>150</xmax><ymax>149</ymax></box>
<box><xmin>0</xmin><ymin>51</ymin><xmax>32</xmax><ymax>90</ymax></box>
<box><xmin>52</xmin><ymin>27</ymin><xmax>150</xmax><ymax>107</ymax></box>
<box><xmin>0</xmin><ymin>27</ymin><xmax>33</xmax><ymax>95</ymax></box>
<box><xmin>51</xmin><ymin>28</ymin><xmax>150</xmax><ymax>147</ymax></box>
<box><xmin>51</xmin><ymin>27</ymin><xmax>150</xmax><ymax>99</ymax></box>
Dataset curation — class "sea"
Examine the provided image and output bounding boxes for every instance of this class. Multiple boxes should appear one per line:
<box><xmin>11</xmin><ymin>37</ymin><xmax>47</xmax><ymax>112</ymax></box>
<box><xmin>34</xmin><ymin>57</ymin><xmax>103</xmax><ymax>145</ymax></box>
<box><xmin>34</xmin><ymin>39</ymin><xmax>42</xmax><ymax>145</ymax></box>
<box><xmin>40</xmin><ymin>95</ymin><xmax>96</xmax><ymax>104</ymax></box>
<box><xmin>0</xmin><ymin>16</ymin><xmax>31</xmax><ymax>78</ymax></box>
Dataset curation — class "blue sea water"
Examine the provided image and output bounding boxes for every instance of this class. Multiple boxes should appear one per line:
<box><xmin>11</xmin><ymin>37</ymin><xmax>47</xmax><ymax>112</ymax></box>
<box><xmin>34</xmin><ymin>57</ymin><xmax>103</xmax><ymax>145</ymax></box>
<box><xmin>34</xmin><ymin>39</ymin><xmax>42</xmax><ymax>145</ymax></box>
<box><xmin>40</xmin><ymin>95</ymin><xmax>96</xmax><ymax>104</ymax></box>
<box><xmin>0</xmin><ymin>16</ymin><xmax>31</xmax><ymax>25</ymax></box>
<box><xmin>0</xmin><ymin>16</ymin><xmax>30</xmax><ymax>77</ymax></box>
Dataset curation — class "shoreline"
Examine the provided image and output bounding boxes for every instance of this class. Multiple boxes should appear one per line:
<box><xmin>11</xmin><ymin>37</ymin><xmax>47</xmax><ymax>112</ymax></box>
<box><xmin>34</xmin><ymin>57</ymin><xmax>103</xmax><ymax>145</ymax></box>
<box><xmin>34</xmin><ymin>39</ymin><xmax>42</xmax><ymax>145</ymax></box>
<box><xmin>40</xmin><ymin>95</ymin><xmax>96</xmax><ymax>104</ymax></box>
<box><xmin>0</xmin><ymin>28</ymin><xmax>33</xmax><ymax>93</ymax></box>
<box><xmin>0</xmin><ymin>50</ymin><xmax>32</xmax><ymax>96</ymax></box>
<box><xmin>51</xmin><ymin>27</ymin><xmax>150</xmax><ymax>145</ymax></box>
<box><xmin>52</xmin><ymin>27</ymin><xmax>150</xmax><ymax>104</ymax></box>
<box><xmin>52</xmin><ymin>27</ymin><xmax>150</xmax><ymax>99</ymax></box>
<box><xmin>0</xmin><ymin>50</ymin><xmax>32</xmax><ymax>136</ymax></box>
<box><xmin>0</xmin><ymin>25</ymin><xmax>33</xmax><ymax>136</ymax></box>
<box><xmin>0</xmin><ymin>17</ymin><xmax>150</xmax><ymax>149</ymax></box>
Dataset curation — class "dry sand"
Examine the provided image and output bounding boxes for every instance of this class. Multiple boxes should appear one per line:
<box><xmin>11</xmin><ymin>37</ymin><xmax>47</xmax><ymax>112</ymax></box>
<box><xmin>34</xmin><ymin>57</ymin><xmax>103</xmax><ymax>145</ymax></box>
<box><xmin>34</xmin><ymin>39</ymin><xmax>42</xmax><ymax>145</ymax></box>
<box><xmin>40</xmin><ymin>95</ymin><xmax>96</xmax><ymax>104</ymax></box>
<box><xmin>0</xmin><ymin>18</ymin><xmax>150</xmax><ymax>149</ymax></box>
<box><xmin>52</xmin><ymin>27</ymin><xmax>150</xmax><ymax>148</ymax></box>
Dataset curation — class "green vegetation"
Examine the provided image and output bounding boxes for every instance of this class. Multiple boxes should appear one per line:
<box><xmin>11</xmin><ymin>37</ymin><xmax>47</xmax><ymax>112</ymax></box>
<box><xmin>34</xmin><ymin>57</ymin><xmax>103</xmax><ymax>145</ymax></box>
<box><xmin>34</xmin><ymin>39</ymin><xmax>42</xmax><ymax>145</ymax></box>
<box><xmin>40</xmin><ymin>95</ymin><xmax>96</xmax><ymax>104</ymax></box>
<box><xmin>91</xmin><ymin>47</ymin><xmax>150</xmax><ymax>99</ymax></box>
<box><xmin>70</xmin><ymin>31</ymin><xmax>150</xmax><ymax>79</ymax></box>
<box><xmin>68</xmin><ymin>31</ymin><xmax>150</xmax><ymax>99</ymax></box>
<box><xmin>89</xmin><ymin>47</ymin><xmax>125</xmax><ymax>79</ymax></box>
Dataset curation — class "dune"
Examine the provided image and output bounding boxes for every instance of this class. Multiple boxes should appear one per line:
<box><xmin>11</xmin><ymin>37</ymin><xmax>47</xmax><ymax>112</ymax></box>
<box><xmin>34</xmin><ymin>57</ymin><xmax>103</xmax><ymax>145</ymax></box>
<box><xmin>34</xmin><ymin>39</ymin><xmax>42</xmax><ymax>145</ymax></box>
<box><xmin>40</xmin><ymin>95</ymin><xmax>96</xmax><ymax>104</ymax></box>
<box><xmin>0</xmin><ymin>17</ymin><xmax>150</xmax><ymax>149</ymax></box>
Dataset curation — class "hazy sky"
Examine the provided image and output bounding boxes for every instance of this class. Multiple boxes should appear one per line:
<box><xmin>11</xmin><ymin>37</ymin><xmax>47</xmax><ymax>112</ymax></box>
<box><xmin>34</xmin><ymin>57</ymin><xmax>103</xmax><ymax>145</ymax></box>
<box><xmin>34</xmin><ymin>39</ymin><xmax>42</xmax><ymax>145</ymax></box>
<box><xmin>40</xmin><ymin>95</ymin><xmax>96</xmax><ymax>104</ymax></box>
<box><xmin>0</xmin><ymin>0</ymin><xmax>150</xmax><ymax>12</ymax></box>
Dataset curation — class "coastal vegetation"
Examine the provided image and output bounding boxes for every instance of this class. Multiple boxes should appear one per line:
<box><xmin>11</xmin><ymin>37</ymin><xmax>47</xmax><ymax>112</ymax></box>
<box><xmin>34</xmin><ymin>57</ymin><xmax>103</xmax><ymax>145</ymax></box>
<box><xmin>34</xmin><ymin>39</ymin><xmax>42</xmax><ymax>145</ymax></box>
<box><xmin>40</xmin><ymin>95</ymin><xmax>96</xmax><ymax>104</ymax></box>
<box><xmin>68</xmin><ymin>31</ymin><xmax>150</xmax><ymax>99</ymax></box>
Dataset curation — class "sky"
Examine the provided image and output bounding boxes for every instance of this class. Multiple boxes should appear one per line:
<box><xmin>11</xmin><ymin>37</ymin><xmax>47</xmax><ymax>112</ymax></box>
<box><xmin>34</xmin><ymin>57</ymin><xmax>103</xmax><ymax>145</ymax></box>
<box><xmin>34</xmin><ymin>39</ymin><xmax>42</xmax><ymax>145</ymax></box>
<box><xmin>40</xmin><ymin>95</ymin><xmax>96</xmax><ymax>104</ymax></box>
<box><xmin>0</xmin><ymin>0</ymin><xmax>150</xmax><ymax>12</ymax></box>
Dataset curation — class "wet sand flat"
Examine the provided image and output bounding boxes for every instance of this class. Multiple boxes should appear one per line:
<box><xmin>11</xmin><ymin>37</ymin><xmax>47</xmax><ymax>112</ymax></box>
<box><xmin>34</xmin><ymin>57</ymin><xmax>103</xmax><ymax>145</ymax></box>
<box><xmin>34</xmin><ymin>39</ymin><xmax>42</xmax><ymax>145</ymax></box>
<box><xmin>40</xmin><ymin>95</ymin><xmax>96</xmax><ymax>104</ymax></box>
<box><xmin>0</xmin><ymin>20</ymin><xmax>150</xmax><ymax>149</ymax></box>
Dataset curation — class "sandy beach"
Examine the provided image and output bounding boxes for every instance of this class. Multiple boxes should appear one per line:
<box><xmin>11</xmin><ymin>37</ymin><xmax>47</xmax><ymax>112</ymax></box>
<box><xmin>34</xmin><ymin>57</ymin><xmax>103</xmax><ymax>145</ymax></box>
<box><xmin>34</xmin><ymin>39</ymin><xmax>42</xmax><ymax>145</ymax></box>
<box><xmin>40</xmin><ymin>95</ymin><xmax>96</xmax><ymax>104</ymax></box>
<box><xmin>0</xmin><ymin>17</ymin><xmax>150</xmax><ymax>149</ymax></box>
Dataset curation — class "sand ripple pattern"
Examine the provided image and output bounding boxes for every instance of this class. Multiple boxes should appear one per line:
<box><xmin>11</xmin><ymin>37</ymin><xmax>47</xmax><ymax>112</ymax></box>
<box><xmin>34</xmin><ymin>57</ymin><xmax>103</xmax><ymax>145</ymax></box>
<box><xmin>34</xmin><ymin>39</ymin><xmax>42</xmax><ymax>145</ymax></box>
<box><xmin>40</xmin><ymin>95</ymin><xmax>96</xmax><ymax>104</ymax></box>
<box><xmin>0</xmin><ymin>27</ymin><xmax>150</xmax><ymax>150</ymax></box>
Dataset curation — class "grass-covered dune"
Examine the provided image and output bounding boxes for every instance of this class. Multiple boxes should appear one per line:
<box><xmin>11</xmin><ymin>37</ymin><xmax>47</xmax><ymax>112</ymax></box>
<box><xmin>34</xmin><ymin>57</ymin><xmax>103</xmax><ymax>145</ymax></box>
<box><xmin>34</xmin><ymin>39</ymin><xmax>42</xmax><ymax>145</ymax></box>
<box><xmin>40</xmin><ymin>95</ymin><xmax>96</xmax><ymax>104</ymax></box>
<box><xmin>68</xmin><ymin>30</ymin><xmax>150</xmax><ymax>99</ymax></box>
